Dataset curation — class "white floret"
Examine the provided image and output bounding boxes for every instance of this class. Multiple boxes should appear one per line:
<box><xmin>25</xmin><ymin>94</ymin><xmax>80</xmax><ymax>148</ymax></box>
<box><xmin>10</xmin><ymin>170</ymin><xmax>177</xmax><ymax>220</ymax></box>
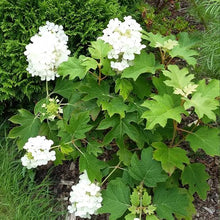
<box><xmin>24</xmin><ymin>21</ymin><xmax>70</xmax><ymax>81</ymax></box>
<box><xmin>21</xmin><ymin>136</ymin><xmax>56</xmax><ymax>169</ymax></box>
<box><xmin>99</xmin><ymin>16</ymin><xmax>145</xmax><ymax>72</ymax></box>
<box><xmin>67</xmin><ymin>171</ymin><xmax>103</xmax><ymax>219</ymax></box>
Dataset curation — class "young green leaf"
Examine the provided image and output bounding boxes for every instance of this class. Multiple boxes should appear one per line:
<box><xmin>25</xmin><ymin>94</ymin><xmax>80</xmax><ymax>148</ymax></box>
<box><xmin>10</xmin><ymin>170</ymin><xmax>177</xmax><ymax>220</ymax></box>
<box><xmin>181</xmin><ymin>163</ymin><xmax>210</xmax><ymax>200</ymax></box>
<box><xmin>169</xmin><ymin>32</ymin><xmax>198</xmax><ymax>66</ymax></box>
<box><xmin>122</xmin><ymin>52</ymin><xmax>163</xmax><ymax>81</ymax></box>
<box><xmin>98</xmin><ymin>179</ymin><xmax>131</xmax><ymax>220</ymax></box>
<box><xmin>153</xmin><ymin>184</ymin><xmax>193</xmax><ymax>220</ymax></box>
<box><xmin>142</xmin><ymin>32</ymin><xmax>172</xmax><ymax>48</ymax></box>
<box><xmin>152</xmin><ymin>142</ymin><xmax>189</xmax><ymax>175</ymax></box>
<box><xmin>163</xmin><ymin>65</ymin><xmax>194</xmax><ymax>91</ymax></box>
<box><xmin>8</xmin><ymin>109</ymin><xmax>41</xmax><ymax>150</ymax></box>
<box><xmin>86</xmin><ymin>140</ymin><xmax>103</xmax><ymax>156</ymax></box>
<box><xmin>88</xmin><ymin>39</ymin><xmax>112</xmax><ymax>60</ymax></box>
<box><xmin>184</xmin><ymin>92</ymin><xmax>218</xmax><ymax>121</ymax></box>
<box><xmin>142</xmin><ymin>191</ymin><xmax>151</xmax><ymax>206</ymax></box>
<box><xmin>142</xmin><ymin>94</ymin><xmax>187</xmax><ymax>129</ymax></box>
<box><xmin>115</xmin><ymin>78</ymin><xmax>133</xmax><ymax>100</ymax></box>
<box><xmin>125</xmin><ymin>213</ymin><xmax>136</xmax><ymax>220</ymax></box>
<box><xmin>128</xmin><ymin>147</ymin><xmax>167</xmax><ymax>187</ymax></box>
<box><xmin>79</xmin><ymin>153</ymin><xmax>106</xmax><ymax>182</ymax></box>
<box><xmin>146</xmin><ymin>215</ymin><xmax>159</xmax><ymax>220</ymax></box>
<box><xmin>57</xmin><ymin>57</ymin><xmax>87</xmax><ymax>80</ymax></box>
<box><xmin>100</xmin><ymin>96</ymin><xmax>128</xmax><ymax>118</ymax></box>
<box><xmin>186</xmin><ymin>127</ymin><xmax>220</xmax><ymax>156</ymax></box>
<box><xmin>130</xmin><ymin>189</ymin><xmax>140</xmax><ymax>206</ymax></box>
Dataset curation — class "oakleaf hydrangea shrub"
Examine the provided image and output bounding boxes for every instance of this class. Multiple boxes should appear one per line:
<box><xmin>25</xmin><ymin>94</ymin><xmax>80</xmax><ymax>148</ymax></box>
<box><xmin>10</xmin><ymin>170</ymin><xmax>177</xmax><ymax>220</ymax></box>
<box><xmin>0</xmin><ymin>0</ymin><xmax>127</xmax><ymax>114</ymax></box>
<box><xmin>9</xmin><ymin>16</ymin><xmax>220</xmax><ymax>220</ymax></box>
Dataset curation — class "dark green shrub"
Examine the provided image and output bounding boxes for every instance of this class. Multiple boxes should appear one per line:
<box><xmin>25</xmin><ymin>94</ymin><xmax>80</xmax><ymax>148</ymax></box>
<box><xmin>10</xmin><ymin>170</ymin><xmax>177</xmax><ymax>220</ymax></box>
<box><xmin>0</xmin><ymin>0</ymin><xmax>127</xmax><ymax>113</ymax></box>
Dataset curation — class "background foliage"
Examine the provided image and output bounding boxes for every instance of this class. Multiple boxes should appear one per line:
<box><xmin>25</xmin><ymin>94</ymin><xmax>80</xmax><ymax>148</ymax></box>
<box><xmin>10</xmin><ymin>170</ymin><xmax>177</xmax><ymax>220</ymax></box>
<box><xmin>0</xmin><ymin>0</ymin><xmax>128</xmax><ymax>115</ymax></box>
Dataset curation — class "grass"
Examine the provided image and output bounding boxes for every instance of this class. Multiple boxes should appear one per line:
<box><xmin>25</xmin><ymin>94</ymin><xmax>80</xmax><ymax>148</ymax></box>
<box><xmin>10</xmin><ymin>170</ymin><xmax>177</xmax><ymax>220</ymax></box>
<box><xmin>0</xmin><ymin>137</ymin><xmax>62</xmax><ymax>220</ymax></box>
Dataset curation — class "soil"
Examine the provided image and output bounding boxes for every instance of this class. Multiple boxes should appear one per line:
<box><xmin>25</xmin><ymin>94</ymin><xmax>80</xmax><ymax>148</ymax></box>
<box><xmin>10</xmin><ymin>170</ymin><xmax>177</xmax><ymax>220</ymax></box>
<box><xmin>35</xmin><ymin>1</ymin><xmax>219</xmax><ymax>220</ymax></box>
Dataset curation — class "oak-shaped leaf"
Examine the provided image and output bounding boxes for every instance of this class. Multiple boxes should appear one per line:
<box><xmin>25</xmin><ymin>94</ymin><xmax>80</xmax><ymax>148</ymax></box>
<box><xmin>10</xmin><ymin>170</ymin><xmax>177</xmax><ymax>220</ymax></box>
<box><xmin>152</xmin><ymin>142</ymin><xmax>189</xmax><ymax>175</ymax></box>
<box><xmin>58</xmin><ymin>111</ymin><xmax>93</xmax><ymax>141</ymax></box>
<box><xmin>169</xmin><ymin>32</ymin><xmax>198</xmax><ymax>66</ymax></box>
<box><xmin>115</xmin><ymin>78</ymin><xmax>133</xmax><ymax>100</ymax></box>
<box><xmin>97</xmin><ymin>114</ymin><xmax>148</xmax><ymax>148</ymax></box>
<box><xmin>79</xmin><ymin>152</ymin><xmax>106</xmax><ymax>182</ymax></box>
<box><xmin>128</xmin><ymin>147</ymin><xmax>167</xmax><ymax>187</ymax></box>
<box><xmin>98</xmin><ymin>179</ymin><xmax>131</xmax><ymax>220</ymax></box>
<box><xmin>153</xmin><ymin>184</ymin><xmax>193</xmax><ymax>220</ymax></box>
<box><xmin>163</xmin><ymin>65</ymin><xmax>195</xmax><ymax>91</ymax></box>
<box><xmin>8</xmin><ymin>109</ymin><xmax>41</xmax><ymax>150</ymax></box>
<box><xmin>186</xmin><ymin>127</ymin><xmax>220</xmax><ymax>156</ymax></box>
<box><xmin>184</xmin><ymin>92</ymin><xmax>218</xmax><ymax>121</ymax></box>
<box><xmin>122</xmin><ymin>51</ymin><xmax>163</xmax><ymax>81</ymax></box>
<box><xmin>100</xmin><ymin>96</ymin><xmax>128</xmax><ymax>118</ymax></box>
<box><xmin>142</xmin><ymin>94</ymin><xmax>187</xmax><ymax>129</ymax></box>
<box><xmin>181</xmin><ymin>163</ymin><xmax>210</xmax><ymax>200</ymax></box>
<box><xmin>88</xmin><ymin>39</ymin><xmax>112</xmax><ymax>60</ymax></box>
<box><xmin>57</xmin><ymin>57</ymin><xmax>87</xmax><ymax>80</ymax></box>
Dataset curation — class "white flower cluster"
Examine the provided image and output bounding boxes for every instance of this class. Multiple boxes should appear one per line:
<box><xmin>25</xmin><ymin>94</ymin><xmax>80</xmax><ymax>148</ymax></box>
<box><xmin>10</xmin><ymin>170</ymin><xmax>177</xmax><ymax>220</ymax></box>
<box><xmin>99</xmin><ymin>16</ymin><xmax>146</xmax><ymax>71</ymax></box>
<box><xmin>21</xmin><ymin>136</ymin><xmax>56</xmax><ymax>169</ymax></box>
<box><xmin>41</xmin><ymin>98</ymin><xmax>63</xmax><ymax>121</ymax></box>
<box><xmin>67</xmin><ymin>171</ymin><xmax>102</xmax><ymax>219</ymax></box>
<box><xmin>24</xmin><ymin>21</ymin><xmax>70</xmax><ymax>81</ymax></box>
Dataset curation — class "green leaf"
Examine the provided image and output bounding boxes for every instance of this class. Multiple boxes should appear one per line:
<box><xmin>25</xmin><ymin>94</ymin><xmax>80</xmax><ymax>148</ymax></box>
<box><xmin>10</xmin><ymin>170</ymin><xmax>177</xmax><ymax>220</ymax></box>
<box><xmin>79</xmin><ymin>152</ymin><xmax>106</xmax><ymax>182</ymax></box>
<box><xmin>115</xmin><ymin>78</ymin><xmax>133</xmax><ymax>100</ymax></box>
<box><xmin>152</xmin><ymin>74</ymin><xmax>173</xmax><ymax>95</ymax></box>
<box><xmin>57</xmin><ymin>57</ymin><xmax>87</xmax><ymax>80</ymax></box>
<box><xmin>101</xmin><ymin>58</ymin><xmax>116</xmax><ymax>76</ymax></box>
<box><xmin>54</xmin><ymin>149</ymin><xmax>65</xmax><ymax>166</ymax></box>
<box><xmin>59</xmin><ymin>112</ymin><xmax>93</xmax><ymax>141</ymax></box>
<box><xmin>99</xmin><ymin>179</ymin><xmax>131</xmax><ymax>220</ymax></box>
<box><xmin>130</xmin><ymin>189</ymin><xmax>140</xmax><ymax>206</ymax></box>
<box><xmin>8</xmin><ymin>109</ymin><xmax>41</xmax><ymax>150</ymax></box>
<box><xmin>79</xmin><ymin>55</ymin><xmax>98</xmax><ymax>71</ymax></box>
<box><xmin>152</xmin><ymin>142</ymin><xmax>189</xmax><ymax>175</ymax></box>
<box><xmin>88</xmin><ymin>39</ymin><xmax>112</xmax><ymax>60</ymax></box>
<box><xmin>142</xmin><ymin>191</ymin><xmax>151</xmax><ymax>206</ymax></box>
<box><xmin>184</xmin><ymin>92</ymin><xmax>218</xmax><ymax>120</ymax></box>
<box><xmin>122</xmin><ymin>52</ymin><xmax>163</xmax><ymax>80</ymax></box>
<box><xmin>132</xmin><ymin>74</ymin><xmax>152</xmax><ymax>99</ymax></box>
<box><xmin>116</xmin><ymin>140</ymin><xmax>132</xmax><ymax>166</ymax></box>
<box><xmin>128</xmin><ymin>148</ymin><xmax>167</xmax><ymax>187</ymax></box>
<box><xmin>86</xmin><ymin>140</ymin><xmax>103</xmax><ymax>156</ymax></box>
<box><xmin>146</xmin><ymin>215</ymin><xmax>159</xmax><ymax>220</ymax></box>
<box><xmin>181</xmin><ymin>163</ymin><xmax>210</xmax><ymax>200</ymax></box>
<box><xmin>186</xmin><ymin>127</ymin><xmax>220</xmax><ymax>156</ymax></box>
<box><xmin>60</xmin><ymin>144</ymin><xmax>74</xmax><ymax>155</ymax></box>
<box><xmin>142</xmin><ymin>94</ymin><xmax>187</xmax><ymax>129</ymax></box>
<box><xmin>142</xmin><ymin>32</ymin><xmax>172</xmax><ymax>48</ymax></box>
<box><xmin>100</xmin><ymin>96</ymin><xmax>128</xmax><ymax>118</ymax></box>
<box><xmin>169</xmin><ymin>32</ymin><xmax>198</xmax><ymax>66</ymax></box>
<box><xmin>153</xmin><ymin>184</ymin><xmax>192</xmax><ymax>220</ymax></box>
<box><xmin>196</xmin><ymin>79</ymin><xmax>219</xmax><ymax>99</ymax></box>
<box><xmin>79</xmin><ymin>76</ymin><xmax>110</xmax><ymax>103</ymax></box>
<box><xmin>163</xmin><ymin>65</ymin><xmax>194</xmax><ymax>90</ymax></box>
<box><xmin>53</xmin><ymin>78</ymin><xmax>77</xmax><ymax>99</ymax></box>
<box><xmin>97</xmin><ymin>114</ymin><xmax>147</xmax><ymax>148</ymax></box>
<box><xmin>125</xmin><ymin>213</ymin><xmax>136</xmax><ymax>220</ymax></box>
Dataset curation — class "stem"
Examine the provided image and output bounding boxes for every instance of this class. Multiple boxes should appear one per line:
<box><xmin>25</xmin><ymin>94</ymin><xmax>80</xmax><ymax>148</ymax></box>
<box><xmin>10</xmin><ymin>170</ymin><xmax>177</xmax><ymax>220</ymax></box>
<box><xmin>159</xmin><ymin>47</ymin><xmax>165</xmax><ymax>65</ymax></box>
<box><xmin>98</xmin><ymin>63</ymin><xmax>102</xmax><ymax>85</ymax></box>
<box><xmin>89</xmin><ymin>70</ymin><xmax>99</xmax><ymax>79</ymax></box>
<box><xmin>176</xmin><ymin>127</ymin><xmax>193</xmax><ymax>134</ymax></box>
<box><xmin>71</xmin><ymin>140</ymin><xmax>85</xmax><ymax>156</ymax></box>
<box><xmin>101</xmin><ymin>161</ymin><xmax>121</xmax><ymax>185</ymax></box>
<box><xmin>170</xmin><ymin>120</ymin><xmax>177</xmax><ymax>147</ymax></box>
<box><xmin>139</xmin><ymin>182</ymin><xmax>144</xmax><ymax>220</ymax></box>
<box><xmin>46</xmin><ymin>81</ymin><xmax>49</xmax><ymax>97</ymax></box>
<box><xmin>165</xmin><ymin>57</ymin><xmax>173</xmax><ymax>69</ymax></box>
